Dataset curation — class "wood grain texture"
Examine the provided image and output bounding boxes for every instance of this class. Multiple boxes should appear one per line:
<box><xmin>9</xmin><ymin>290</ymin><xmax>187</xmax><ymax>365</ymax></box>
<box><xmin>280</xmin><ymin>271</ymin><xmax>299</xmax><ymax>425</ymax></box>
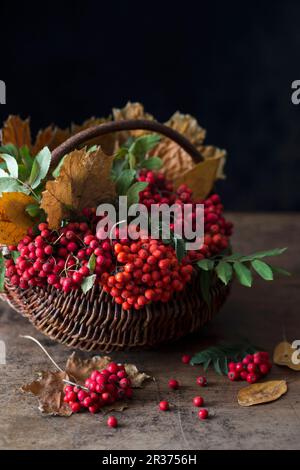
<box><xmin>0</xmin><ymin>213</ymin><xmax>300</xmax><ymax>450</ymax></box>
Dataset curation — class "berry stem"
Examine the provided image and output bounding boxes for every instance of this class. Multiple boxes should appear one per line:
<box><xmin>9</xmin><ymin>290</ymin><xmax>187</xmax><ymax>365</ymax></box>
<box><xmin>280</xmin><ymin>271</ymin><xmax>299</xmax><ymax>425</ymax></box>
<box><xmin>20</xmin><ymin>335</ymin><xmax>64</xmax><ymax>373</ymax></box>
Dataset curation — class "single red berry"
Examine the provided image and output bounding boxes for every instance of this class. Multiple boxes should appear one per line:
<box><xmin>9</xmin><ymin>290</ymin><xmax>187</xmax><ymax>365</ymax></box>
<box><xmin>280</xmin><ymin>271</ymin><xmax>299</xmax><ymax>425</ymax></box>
<box><xmin>247</xmin><ymin>363</ymin><xmax>258</xmax><ymax>373</ymax></box>
<box><xmin>196</xmin><ymin>376</ymin><xmax>207</xmax><ymax>387</ymax></box>
<box><xmin>159</xmin><ymin>400</ymin><xmax>169</xmax><ymax>411</ymax></box>
<box><xmin>228</xmin><ymin>370</ymin><xmax>239</xmax><ymax>381</ymax></box>
<box><xmin>198</xmin><ymin>408</ymin><xmax>208</xmax><ymax>420</ymax></box>
<box><xmin>182</xmin><ymin>354</ymin><xmax>191</xmax><ymax>364</ymax></box>
<box><xmin>228</xmin><ymin>362</ymin><xmax>236</xmax><ymax>371</ymax></box>
<box><xmin>240</xmin><ymin>370</ymin><xmax>248</xmax><ymax>380</ymax></box>
<box><xmin>66</xmin><ymin>391</ymin><xmax>77</xmax><ymax>402</ymax></box>
<box><xmin>193</xmin><ymin>396</ymin><xmax>204</xmax><ymax>407</ymax></box>
<box><xmin>246</xmin><ymin>373</ymin><xmax>258</xmax><ymax>384</ymax></box>
<box><xmin>89</xmin><ymin>405</ymin><xmax>99</xmax><ymax>414</ymax></box>
<box><xmin>259</xmin><ymin>363</ymin><xmax>270</xmax><ymax>375</ymax></box>
<box><xmin>77</xmin><ymin>390</ymin><xmax>88</xmax><ymax>401</ymax></box>
<box><xmin>168</xmin><ymin>379</ymin><xmax>179</xmax><ymax>390</ymax></box>
<box><xmin>83</xmin><ymin>397</ymin><xmax>93</xmax><ymax>408</ymax></box>
<box><xmin>119</xmin><ymin>378</ymin><xmax>131</xmax><ymax>389</ymax></box>
<box><xmin>107</xmin><ymin>416</ymin><xmax>118</xmax><ymax>428</ymax></box>
<box><xmin>70</xmin><ymin>402</ymin><xmax>81</xmax><ymax>413</ymax></box>
<box><xmin>64</xmin><ymin>385</ymin><xmax>74</xmax><ymax>394</ymax></box>
<box><xmin>235</xmin><ymin>362</ymin><xmax>245</xmax><ymax>373</ymax></box>
<box><xmin>107</xmin><ymin>362</ymin><xmax>119</xmax><ymax>374</ymax></box>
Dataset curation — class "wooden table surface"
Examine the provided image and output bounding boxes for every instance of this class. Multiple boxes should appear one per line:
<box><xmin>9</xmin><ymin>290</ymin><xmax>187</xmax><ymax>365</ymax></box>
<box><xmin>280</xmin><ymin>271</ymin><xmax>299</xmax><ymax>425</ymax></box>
<box><xmin>0</xmin><ymin>213</ymin><xmax>300</xmax><ymax>450</ymax></box>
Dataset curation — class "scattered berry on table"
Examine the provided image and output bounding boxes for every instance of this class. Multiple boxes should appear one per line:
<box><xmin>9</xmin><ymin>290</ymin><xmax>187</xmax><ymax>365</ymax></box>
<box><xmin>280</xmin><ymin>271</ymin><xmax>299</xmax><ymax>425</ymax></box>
<box><xmin>107</xmin><ymin>416</ymin><xmax>118</xmax><ymax>428</ymax></box>
<box><xmin>196</xmin><ymin>376</ymin><xmax>207</xmax><ymax>387</ymax></box>
<box><xmin>198</xmin><ymin>408</ymin><xmax>209</xmax><ymax>420</ymax></box>
<box><xmin>193</xmin><ymin>396</ymin><xmax>204</xmax><ymax>407</ymax></box>
<box><xmin>159</xmin><ymin>400</ymin><xmax>169</xmax><ymax>411</ymax></box>
<box><xmin>182</xmin><ymin>354</ymin><xmax>191</xmax><ymax>364</ymax></box>
<box><xmin>168</xmin><ymin>379</ymin><xmax>179</xmax><ymax>390</ymax></box>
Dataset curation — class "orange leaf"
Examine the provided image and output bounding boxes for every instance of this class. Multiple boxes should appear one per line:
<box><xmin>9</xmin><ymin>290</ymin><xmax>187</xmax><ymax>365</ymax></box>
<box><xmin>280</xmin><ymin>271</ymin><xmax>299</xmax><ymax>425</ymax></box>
<box><xmin>2</xmin><ymin>115</ymin><xmax>31</xmax><ymax>148</ymax></box>
<box><xmin>0</xmin><ymin>192</ymin><xmax>36</xmax><ymax>244</ymax></box>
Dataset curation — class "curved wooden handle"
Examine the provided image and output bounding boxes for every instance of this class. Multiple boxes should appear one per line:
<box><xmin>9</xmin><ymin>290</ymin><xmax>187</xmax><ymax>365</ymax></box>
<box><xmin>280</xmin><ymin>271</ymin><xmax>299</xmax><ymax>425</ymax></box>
<box><xmin>51</xmin><ymin>119</ymin><xmax>203</xmax><ymax>166</ymax></box>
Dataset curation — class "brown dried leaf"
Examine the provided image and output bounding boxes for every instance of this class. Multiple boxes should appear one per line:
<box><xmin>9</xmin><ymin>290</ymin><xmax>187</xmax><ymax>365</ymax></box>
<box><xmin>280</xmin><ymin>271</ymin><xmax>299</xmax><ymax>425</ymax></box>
<box><xmin>238</xmin><ymin>380</ymin><xmax>287</xmax><ymax>407</ymax></box>
<box><xmin>65</xmin><ymin>352</ymin><xmax>111</xmax><ymax>384</ymax></box>
<box><xmin>173</xmin><ymin>154</ymin><xmax>224</xmax><ymax>200</ymax></box>
<box><xmin>125</xmin><ymin>363</ymin><xmax>151</xmax><ymax>388</ymax></box>
<box><xmin>273</xmin><ymin>341</ymin><xmax>300</xmax><ymax>371</ymax></box>
<box><xmin>21</xmin><ymin>371</ymin><xmax>72</xmax><ymax>416</ymax></box>
<box><xmin>21</xmin><ymin>351</ymin><xmax>151</xmax><ymax>416</ymax></box>
<box><xmin>41</xmin><ymin>147</ymin><xmax>116</xmax><ymax>229</ymax></box>
<box><xmin>32</xmin><ymin>126</ymin><xmax>71</xmax><ymax>155</ymax></box>
<box><xmin>2</xmin><ymin>115</ymin><xmax>31</xmax><ymax>149</ymax></box>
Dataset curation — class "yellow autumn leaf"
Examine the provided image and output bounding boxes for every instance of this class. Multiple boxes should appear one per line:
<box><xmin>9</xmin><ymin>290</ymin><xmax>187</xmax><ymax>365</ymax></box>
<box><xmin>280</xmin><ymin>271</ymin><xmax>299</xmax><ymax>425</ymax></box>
<box><xmin>2</xmin><ymin>115</ymin><xmax>31</xmax><ymax>149</ymax></box>
<box><xmin>237</xmin><ymin>380</ymin><xmax>287</xmax><ymax>407</ymax></box>
<box><xmin>0</xmin><ymin>193</ymin><xmax>37</xmax><ymax>245</ymax></box>
<box><xmin>273</xmin><ymin>341</ymin><xmax>300</xmax><ymax>371</ymax></box>
<box><xmin>173</xmin><ymin>154</ymin><xmax>224</xmax><ymax>200</ymax></box>
<box><xmin>41</xmin><ymin>147</ymin><xmax>116</xmax><ymax>229</ymax></box>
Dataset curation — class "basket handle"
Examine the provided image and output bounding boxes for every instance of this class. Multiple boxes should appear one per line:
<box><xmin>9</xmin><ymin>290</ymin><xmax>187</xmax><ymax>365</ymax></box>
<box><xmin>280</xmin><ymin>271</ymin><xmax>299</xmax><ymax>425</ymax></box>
<box><xmin>50</xmin><ymin>119</ymin><xmax>203</xmax><ymax>166</ymax></box>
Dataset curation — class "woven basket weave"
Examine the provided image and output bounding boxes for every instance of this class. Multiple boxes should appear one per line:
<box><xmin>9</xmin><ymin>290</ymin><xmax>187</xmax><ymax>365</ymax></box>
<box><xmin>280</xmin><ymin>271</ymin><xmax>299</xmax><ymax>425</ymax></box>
<box><xmin>1</xmin><ymin>119</ymin><xmax>230</xmax><ymax>352</ymax></box>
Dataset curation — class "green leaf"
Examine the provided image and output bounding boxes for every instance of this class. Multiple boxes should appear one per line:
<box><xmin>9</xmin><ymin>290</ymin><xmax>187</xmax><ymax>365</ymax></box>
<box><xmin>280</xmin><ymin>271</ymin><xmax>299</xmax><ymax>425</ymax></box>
<box><xmin>233</xmin><ymin>261</ymin><xmax>252</xmax><ymax>287</ymax></box>
<box><xmin>88</xmin><ymin>253</ymin><xmax>96</xmax><ymax>273</ymax></box>
<box><xmin>25</xmin><ymin>203</ymin><xmax>41</xmax><ymax>218</ymax></box>
<box><xmin>126</xmin><ymin>182</ymin><xmax>148</xmax><ymax>206</ymax></box>
<box><xmin>190</xmin><ymin>342</ymin><xmax>259</xmax><ymax>374</ymax></box>
<box><xmin>239</xmin><ymin>248</ymin><xmax>287</xmax><ymax>262</ymax></box>
<box><xmin>0</xmin><ymin>252</ymin><xmax>5</xmax><ymax>292</ymax></box>
<box><xmin>251</xmin><ymin>259</ymin><xmax>273</xmax><ymax>281</ymax></box>
<box><xmin>52</xmin><ymin>155</ymin><xmax>67</xmax><ymax>178</ymax></box>
<box><xmin>129</xmin><ymin>134</ymin><xmax>160</xmax><ymax>160</ymax></box>
<box><xmin>128</xmin><ymin>151</ymin><xmax>136</xmax><ymax>170</ymax></box>
<box><xmin>139</xmin><ymin>156</ymin><xmax>162</xmax><ymax>170</ymax></box>
<box><xmin>0</xmin><ymin>144</ymin><xmax>19</xmax><ymax>159</ymax></box>
<box><xmin>0</xmin><ymin>177</ymin><xmax>27</xmax><ymax>194</ymax></box>
<box><xmin>0</xmin><ymin>154</ymin><xmax>18</xmax><ymax>178</ymax></box>
<box><xmin>116</xmin><ymin>169</ymin><xmax>136</xmax><ymax>195</ymax></box>
<box><xmin>216</xmin><ymin>261</ymin><xmax>233</xmax><ymax>285</ymax></box>
<box><xmin>222</xmin><ymin>252</ymin><xmax>242</xmax><ymax>262</ymax></box>
<box><xmin>11</xmin><ymin>251</ymin><xmax>20</xmax><ymax>262</ymax></box>
<box><xmin>197</xmin><ymin>259</ymin><xmax>215</xmax><ymax>271</ymax></box>
<box><xmin>87</xmin><ymin>145</ymin><xmax>99</xmax><ymax>153</ymax></box>
<box><xmin>18</xmin><ymin>164</ymin><xmax>31</xmax><ymax>182</ymax></box>
<box><xmin>271</xmin><ymin>266</ymin><xmax>291</xmax><ymax>277</ymax></box>
<box><xmin>81</xmin><ymin>274</ymin><xmax>96</xmax><ymax>294</ymax></box>
<box><xmin>0</xmin><ymin>169</ymin><xmax>9</xmax><ymax>177</ymax></box>
<box><xmin>20</xmin><ymin>146</ymin><xmax>33</xmax><ymax>171</ymax></box>
<box><xmin>174</xmin><ymin>237</ymin><xmax>186</xmax><ymax>262</ymax></box>
<box><xmin>111</xmin><ymin>149</ymin><xmax>129</xmax><ymax>180</ymax></box>
<box><xmin>199</xmin><ymin>270</ymin><xmax>211</xmax><ymax>304</ymax></box>
<box><xmin>29</xmin><ymin>146</ymin><xmax>51</xmax><ymax>189</ymax></box>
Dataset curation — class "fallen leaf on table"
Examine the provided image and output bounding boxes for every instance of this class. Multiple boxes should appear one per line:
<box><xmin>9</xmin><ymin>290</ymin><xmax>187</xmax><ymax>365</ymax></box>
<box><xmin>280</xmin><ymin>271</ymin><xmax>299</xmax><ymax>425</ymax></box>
<box><xmin>273</xmin><ymin>341</ymin><xmax>300</xmax><ymax>371</ymax></box>
<box><xmin>21</xmin><ymin>352</ymin><xmax>151</xmax><ymax>416</ymax></box>
<box><xmin>0</xmin><ymin>192</ymin><xmax>37</xmax><ymax>244</ymax></box>
<box><xmin>237</xmin><ymin>380</ymin><xmax>287</xmax><ymax>407</ymax></box>
<box><xmin>41</xmin><ymin>147</ymin><xmax>116</xmax><ymax>229</ymax></box>
<box><xmin>21</xmin><ymin>371</ymin><xmax>72</xmax><ymax>416</ymax></box>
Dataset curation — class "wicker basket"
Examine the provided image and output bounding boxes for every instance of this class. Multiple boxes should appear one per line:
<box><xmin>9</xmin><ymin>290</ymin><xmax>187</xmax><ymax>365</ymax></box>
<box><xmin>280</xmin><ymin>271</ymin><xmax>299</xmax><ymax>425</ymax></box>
<box><xmin>1</xmin><ymin>119</ymin><xmax>230</xmax><ymax>352</ymax></box>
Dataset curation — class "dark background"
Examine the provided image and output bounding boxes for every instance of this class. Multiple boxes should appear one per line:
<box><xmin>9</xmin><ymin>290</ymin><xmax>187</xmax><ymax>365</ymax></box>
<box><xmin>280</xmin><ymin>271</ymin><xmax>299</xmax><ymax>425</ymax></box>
<box><xmin>1</xmin><ymin>1</ymin><xmax>300</xmax><ymax>211</ymax></box>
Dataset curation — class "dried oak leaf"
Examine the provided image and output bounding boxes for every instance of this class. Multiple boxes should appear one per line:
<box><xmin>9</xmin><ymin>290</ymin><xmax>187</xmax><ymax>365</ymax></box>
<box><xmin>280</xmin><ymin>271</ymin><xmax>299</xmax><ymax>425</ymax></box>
<box><xmin>41</xmin><ymin>147</ymin><xmax>116</xmax><ymax>229</ymax></box>
<box><xmin>21</xmin><ymin>371</ymin><xmax>72</xmax><ymax>416</ymax></box>
<box><xmin>273</xmin><ymin>341</ymin><xmax>300</xmax><ymax>371</ymax></box>
<box><xmin>21</xmin><ymin>352</ymin><xmax>151</xmax><ymax>416</ymax></box>
<box><xmin>237</xmin><ymin>380</ymin><xmax>288</xmax><ymax>407</ymax></box>
<box><xmin>2</xmin><ymin>115</ymin><xmax>31</xmax><ymax>149</ymax></box>
<box><xmin>0</xmin><ymin>192</ymin><xmax>37</xmax><ymax>244</ymax></box>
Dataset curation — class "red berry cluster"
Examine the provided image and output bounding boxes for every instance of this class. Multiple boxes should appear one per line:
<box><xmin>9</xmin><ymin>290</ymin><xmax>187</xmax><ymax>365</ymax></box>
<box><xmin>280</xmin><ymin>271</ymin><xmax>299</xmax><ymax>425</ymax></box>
<box><xmin>138</xmin><ymin>170</ymin><xmax>175</xmax><ymax>207</ymax></box>
<box><xmin>64</xmin><ymin>362</ymin><xmax>132</xmax><ymax>416</ymax></box>
<box><xmin>5</xmin><ymin>217</ymin><xmax>113</xmax><ymax>292</ymax></box>
<box><xmin>138</xmin><ymin>170</ymin><xmax>233</xmax><ymax>261</ymax></box>
<box><xmin>100</xmin><ymin>236</ymin><xmax>193</xmax><ymax>310</ymax></box>
<box><xmin>227</xmin><ymin>351</ymin><xmax>272</xmax><ymax>384</ymax></box>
